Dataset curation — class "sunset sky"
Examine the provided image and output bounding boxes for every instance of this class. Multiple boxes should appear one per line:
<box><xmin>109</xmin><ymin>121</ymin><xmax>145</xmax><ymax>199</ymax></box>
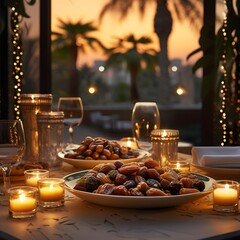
<box><xmin>25</xmin><ymin>1</ymin><xmax>224</xmax><ymax>68</ymax></box>
<box><xmin>51</xmin><ymin>0</ymin><xmax>209</xmax><ymax>67</ymax></box>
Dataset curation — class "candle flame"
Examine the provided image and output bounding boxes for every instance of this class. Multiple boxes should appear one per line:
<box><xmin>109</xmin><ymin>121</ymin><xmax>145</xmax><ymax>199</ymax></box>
<box><xmin>127</xmin><ymin>141</ymin><xmax>132</xmax><ymax>147</ymax></box>
<box><xmin>162</xmin><ymin>131</ymin><xmax>167</xmax><ymax>137</ymax></box>
<box><xmin>225</xmin><ymin>184</ymin><xmax>229</xmax><ymax>190</ymax></box>
<box><xmin>176</xmin><ymin>162</ymin><xmax>180</xmax><ymax>169</ymax></box>
<box><xmin>20</xmin><ymin>193</ymin><xmax>25</xmax><ymax>201</ymax></box>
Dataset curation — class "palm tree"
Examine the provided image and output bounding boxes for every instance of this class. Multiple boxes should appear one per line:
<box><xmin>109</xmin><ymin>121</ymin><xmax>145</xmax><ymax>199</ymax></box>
<box><xmin>99</xmin><ymin>0</ymin><xmax>202</xmax><ymax>103</ymax></box>
<box><xmin>52</xmin><ymin>19</ymin><xmax>106</xmax><ymax>96</ymax></box>
<box><xmin>105</xmin><ymin>34</ymin><xmax>158</xmax><ymax>102</ymax></box>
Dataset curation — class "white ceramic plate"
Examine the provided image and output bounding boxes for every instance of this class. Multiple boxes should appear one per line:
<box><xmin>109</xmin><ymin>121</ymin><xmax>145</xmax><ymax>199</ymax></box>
<box><xmin>58</xmin><ymin>148</ymin><xmax>150</xmax><ymax>169</ymax></box>
<box><xmin>63</xmin><ymin>171</ymin><xmax>214</xmax><ymax>209</ymax></box>
<box><xmin>191</xmin><ymin>163</ymin><xmax>240</xmax><ymax>175</ymax></box>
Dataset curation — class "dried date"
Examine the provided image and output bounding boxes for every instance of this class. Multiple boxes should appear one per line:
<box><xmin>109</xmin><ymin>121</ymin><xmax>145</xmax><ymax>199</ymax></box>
<box><xmin>64</xmin><ymin>136</ymin><xmax>140</xmax><ymax>160</ymax></box>
<box><xmin>74</xmin><ymin>159</ymin><xmax>206</xmax><ymax>197</ymax></box>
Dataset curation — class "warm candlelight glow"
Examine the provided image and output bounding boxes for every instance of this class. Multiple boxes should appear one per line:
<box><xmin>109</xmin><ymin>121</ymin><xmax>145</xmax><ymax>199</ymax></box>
<box><xmin>168</xmin><ymin>161</ymin><xmax>190</xmax><ymax>173</ymax></box>
<box><xmin>38</xmin><ymin>178</ymin><xmax>65</xmax><ymax>208</ymax></box>
<box><xmin>39</xmin><ymin>183</ymin><xmax>64</xmax><ymax>202</ymax></box>
<box><xmin>176</xmin><ymin>162</ymin><xmax>180</xmax><ymax>169</ymax></box>
<box><xmin>162</xmin><ymin>130</ymin><xmax>167</xmax><ymax>137</ymax></box>
<box><xmin>214</xmin><ymin>184</ymin><xmax>238</xmax><ymax>206</ymax></box>
<box><xmin>10</xmin><ymin>192</ymin><xmax>37</xmax><ymax>212</ymax></box>
<box><xmin>25</xmin><ymin>169</ymin><xmax>49</xmax><ymax>187</ymax></box>
<box><xmin>26</xmin><ymin>177</ymin><xmax>39</xmax><ymax>187</ymax></box>
<box><xmin>8</xmin><ymin>186</ymin><xmax>38</xmax><ymax>218</ymax></box>
<box><xmin>119</xmin><ymin>137</ymin><xmax>138</xmax><ymax>149</ymax></box>
<box><xmin>213</xmin><ymin>180</ymin><xmax>239</xmax><ymax>213</ymax></box>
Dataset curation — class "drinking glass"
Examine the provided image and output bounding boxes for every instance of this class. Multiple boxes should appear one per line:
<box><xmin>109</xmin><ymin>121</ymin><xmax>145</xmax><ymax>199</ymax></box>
<box><xmin>0</xmin><ymin>120</ymin><xmax>25</xmax><ymax>193</ymax></box>
<box><xmin>57</xmin><ymin>97</ymin><xmax>83</xmax><ymax>147</ymax></box>
<box><xmin>132</xmin><ymin>102</ymin><xmax>160</xmax><ymax>151</ymax></box>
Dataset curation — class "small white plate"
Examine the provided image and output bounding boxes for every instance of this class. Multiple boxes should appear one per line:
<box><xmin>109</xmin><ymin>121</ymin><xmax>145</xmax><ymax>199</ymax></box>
<box><xmin>58</xmin><ymin>148</ymin><xmax>150</xmax><ymax>169</ymax></box>
<box><xmin>63</xmin><ymin>171</ymin><xmax>214</xmax><ymax>209</ymax></box>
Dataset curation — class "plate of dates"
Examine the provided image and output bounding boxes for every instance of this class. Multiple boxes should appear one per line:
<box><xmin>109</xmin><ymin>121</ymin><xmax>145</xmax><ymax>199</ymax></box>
<box><xmin>58</xmin><ymin>136</ymin><xmax>150</xmax><ymax>169</ymax></box>
<box><xmin>63</xmin><ymin>159</ymin><xmax>215</xmax><ymax>208</ymax></box>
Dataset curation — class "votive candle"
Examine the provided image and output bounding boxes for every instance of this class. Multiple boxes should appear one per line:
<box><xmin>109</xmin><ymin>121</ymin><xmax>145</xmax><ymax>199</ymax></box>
<box><xmin>168</xmin><ymin>161</ymin><xmax>190</xmax><ymax>173</ymax></box>
<box><xmin>38</xmin><ymin>178</ymin><xmax>65</xmax><ymax>208</ymax></box>
<box><xmin>119</xmin><ymin>137</ymin><xmax>138</xmax><ymax>149</ymax></box>
<box><xmin>213</xmin><ymin>180</ymin><xmax>239</xmax><ymax>213</ymax></box>
<box><xmin>8</xmin><ymin>186</ymin><xmax>37</xmax><ymax>218</ymax></box>
<box><xmin>24</xmin><ymin>169</ymin><xmax>49</xmax><ymax>187</ymax></box>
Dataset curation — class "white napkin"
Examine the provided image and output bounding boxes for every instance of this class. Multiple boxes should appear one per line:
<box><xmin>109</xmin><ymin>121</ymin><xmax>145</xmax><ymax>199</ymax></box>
<box><xmin>192</xmin><ymin>146</ymin><xmax>240</xmax><ymax>168</ymax></box>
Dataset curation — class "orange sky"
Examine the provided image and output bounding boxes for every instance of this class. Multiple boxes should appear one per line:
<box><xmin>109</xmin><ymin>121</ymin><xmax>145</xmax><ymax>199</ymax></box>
<box><xmin>51</xmin><ymin>0</ymin><xmax>207</xmax><ymax>67</ymax></box>
<box><xmin>24</xmin><ymin>0</ymin><xmax>224</xmax><ymax>67</ymax></box>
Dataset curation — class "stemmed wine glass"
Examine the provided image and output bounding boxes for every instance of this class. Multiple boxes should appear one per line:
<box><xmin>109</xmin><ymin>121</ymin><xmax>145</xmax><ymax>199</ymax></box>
<box><xmin>0</xmin><ymin>119</ymin><xmax>25</xmax><ymax>193</ymax></box>
<box><xmin>57</xmin><ymin>97</ymin><xmax>83</xmax><ymax>148</ymax></box>
<box><xmin>132</xmin><ymin>102</ymin><xmax>160</xmax><ymax>152</ymax></box>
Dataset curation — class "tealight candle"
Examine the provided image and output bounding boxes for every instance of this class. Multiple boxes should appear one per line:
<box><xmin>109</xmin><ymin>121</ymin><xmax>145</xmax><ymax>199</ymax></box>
<box><xmin>38</xmin><ymin>178</ymin><xmax>65</xmax><ymax>208</ymax></box>
<box><xmin>213</xmin><ymin>180</ymin><xmax>239</xmax><ymax>213</ymax></box>
<box><xmin>167</xmin><ymin>161</ymin><xmax>190</xmax><ymax>173</ymax></box>
<box><xmin>119</xmin><ymin>137</ymin><xmax>138</xmax><ymax>149</ymax></box>
<box><xmin>8</xmin><ymin>186</ymin><xmax>37</xmax><ymax>218</ymax></box>
<box><xmin>24</xmin><ymin>169</ymin><xmax>50</xmax><ymax>187</ymax></box>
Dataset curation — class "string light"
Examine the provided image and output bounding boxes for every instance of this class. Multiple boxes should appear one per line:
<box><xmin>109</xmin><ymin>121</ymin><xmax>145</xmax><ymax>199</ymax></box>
<box><xmin>219</xmin><ymin>1</ymin><xmax>228</xmax><ymax>146</ymax></box>
<box><xmin>219</xmin><ymin>0</ymin><xmax>240</xmax><ymax>146</ymax></box>
<box><xmin>11</xmin><ymin>7</ymin><xmax>23</xmax><ymax>120</ymax></box>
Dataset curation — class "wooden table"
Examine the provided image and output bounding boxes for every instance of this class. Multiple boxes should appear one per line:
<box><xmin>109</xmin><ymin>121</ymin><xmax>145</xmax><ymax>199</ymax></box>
<box><xmin>0</xmin><ymin>154</ymin><xmax>240</xmax><ymax>240</ymax></box>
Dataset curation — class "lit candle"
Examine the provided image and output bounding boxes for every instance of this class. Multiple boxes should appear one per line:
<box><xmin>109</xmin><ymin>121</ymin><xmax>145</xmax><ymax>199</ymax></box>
<box><xmin>38</xmin><ymin>178</ymin><xmax>65</xmax><ymax>208</ymax></box>
<box><xmin>25</xmin><ymin>169</ymin><xmax>49</xmax><ymax>187</ymax></box>
<box><xmin>119</xmin><ymin>137</ymin><xmax>138</xmax><ymax>149</ymax></box>
<box><xmin>213</xmin><ymin>180</ymin><xmax>239</xmax><ymax>213</ymax></box>
<box><xmin>10</xmin><ymin>192</ymin><xmax>37</xmax><ymax>212</ymax></box>
<box><xmin>168</xmin><ymin>161</ymin><xmax>190</xmax><ymax>173</ymax></box>
<box><xmin>26</xmin><ymin>177</ymin><xmax>39</xmax><ymax>187</ymax></box>
<box><xmin>213</xmin><ymin>184</ymin><xmax>238</xmax><ymax>206</ymax></box>
<box><xmin>8</xmin><ymin>186</ymin><xmax>38</xmax><ymax>218</ymax></box>
<box><xmin>31</xmin><ymin>94</ymin><xmax>35</xmax><ymax>103</ymax></box>
<box><xmin>39</xmin><ymin>184</ymin><xmax>64</xmax><ymax>202</ymax></box>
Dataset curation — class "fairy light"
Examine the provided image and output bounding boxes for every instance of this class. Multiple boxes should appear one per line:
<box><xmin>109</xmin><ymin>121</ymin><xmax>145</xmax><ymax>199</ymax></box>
<box><xmin>11</xmin><ymin>7</ymin><xmax>23</xmax><ymax>119</ymax></box>
<box><xmin>233</xmin><ymin>9</ymin><xmax>240</xmax><ymax>145</ymax></box>
<box><xmin>220</xmin><ymin>1</ymin><xmax>228</xmax><ymax>146</ymax></box>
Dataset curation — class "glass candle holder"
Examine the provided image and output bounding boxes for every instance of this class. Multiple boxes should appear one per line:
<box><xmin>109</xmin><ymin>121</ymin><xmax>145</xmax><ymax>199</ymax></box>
<box><xmin>19</xmin><ymin>94</ymin><xmax>52</xmax><ymax>161</ymax></box>
<box><xmin>38</xmin><ymin>178</ymin><xmax>65</xmax><ymax>208</ymax></box>
<box><xmin>24</xmin><ymin>169</ymin><xmax>50</xmax><ymax>188</ymax></box>
<box><xmin>8</xmin><ymin>186</ymin><xmax>38</xmax><ymax>218</ymax></box>
<box><xmin>119</xmin><ymin>137</ymin><xmax>138</xmax><ymax>149</ymax></box>
<box><xmin>151</xmin><ymin>129</ymin><xmax>179</xmax><ymax>167</ymax></box>
<box><xmin>37</xmin><ymin>111</ymin><xmax>64</xmax><ymax>169</ymax></box>
<box><xmin>213</xmin><ymin>180</ymin><xmax>239</xmax><ymax>213</ymax></box>
<box><xmin>167</xmin><ymin>161</ymin><xmax>190</xmax><ymax>173</ymax></box>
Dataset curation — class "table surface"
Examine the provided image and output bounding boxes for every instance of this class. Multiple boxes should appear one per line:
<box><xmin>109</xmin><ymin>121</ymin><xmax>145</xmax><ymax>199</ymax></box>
<box><xmin>0</xmin><ymin>153</ymin><xmax>240</xmax><ymax>240</ymax></box>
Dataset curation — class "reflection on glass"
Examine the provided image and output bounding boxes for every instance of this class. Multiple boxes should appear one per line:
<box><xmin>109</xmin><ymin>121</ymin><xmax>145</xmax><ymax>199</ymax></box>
<box><xmin>0</xmin><ymin>120</ymin><xmax>25</xmax><ymax>194</ymax></box>
<box><xmin>132</xmin><ymin>102</ymin><xmax>160</xmax><ymax>152</ymax></box>
<box><xmin>57</xmin><ymin>97</ymin><xmax>83</xmax><ymax>147</ymax></box>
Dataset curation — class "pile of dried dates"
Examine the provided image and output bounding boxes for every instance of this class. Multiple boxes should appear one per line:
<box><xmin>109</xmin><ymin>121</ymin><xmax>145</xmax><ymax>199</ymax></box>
<box><xmin>74</xmin><ymin>159</ymin><xmax>205</xmax><ymax>196</ymax></box>
<box><xmin>64</xmin><ymin>136</ymin><xmax>140</xmax><ymax>160</ymax></box>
